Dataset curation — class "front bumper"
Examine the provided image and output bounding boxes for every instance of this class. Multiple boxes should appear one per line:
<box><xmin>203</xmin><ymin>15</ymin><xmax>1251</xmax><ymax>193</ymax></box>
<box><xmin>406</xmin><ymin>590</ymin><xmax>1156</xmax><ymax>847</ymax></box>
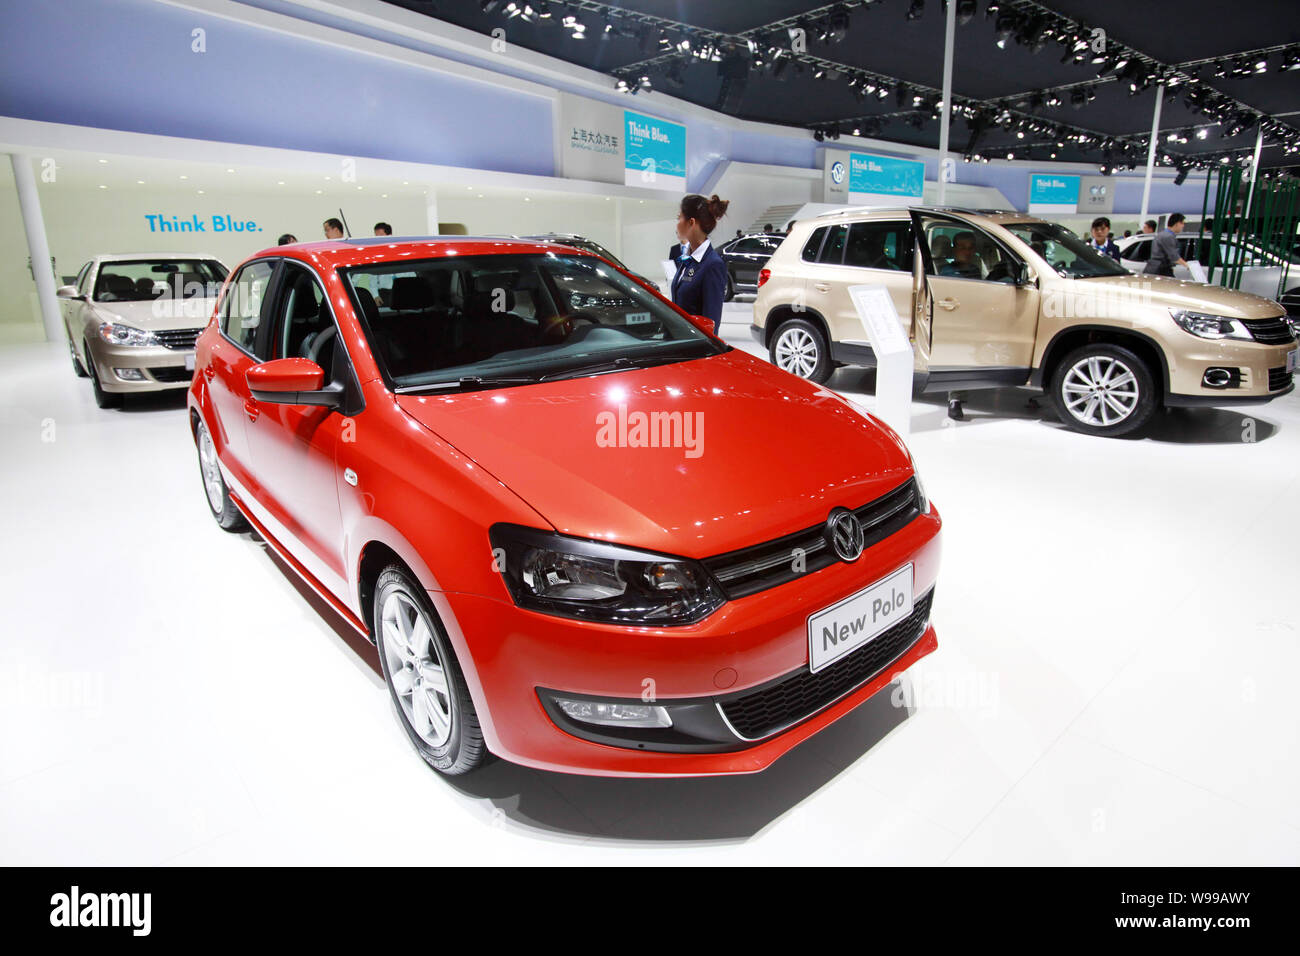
<box><xmin>435</xmin><ymin>508</ymin><xmax>942</xmax><ymax>777</ymax></box>
<box><xmin>1163</xmin><ymin>336</ymin><xmax>1295</xmax><ymax>404</ymax></box>
<box><xmin>86</xmin><ymin>340</ymin><xmax>194</xmax><ymax>392</ymax></box>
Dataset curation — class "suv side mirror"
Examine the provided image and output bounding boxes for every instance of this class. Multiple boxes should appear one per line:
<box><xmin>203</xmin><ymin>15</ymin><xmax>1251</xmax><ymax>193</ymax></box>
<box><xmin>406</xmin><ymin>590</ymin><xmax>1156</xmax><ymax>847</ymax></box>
<box><xmin>247</xmin><ymin>358</ymin><xmax>342</xmax><ymax>409</ymax></box>
<box><xmin>1013</xmin><ymin>262</ymin><xmax>1030</xmax><ymax>286</ymax></box>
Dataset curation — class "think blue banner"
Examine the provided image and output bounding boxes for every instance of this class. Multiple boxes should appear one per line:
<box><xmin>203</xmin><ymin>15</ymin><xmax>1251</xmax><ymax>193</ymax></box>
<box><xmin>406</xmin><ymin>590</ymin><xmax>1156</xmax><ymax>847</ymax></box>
<box><xmin>848</xmin><ymin>152</ymin><xmax>924</xmax><ymax>199</ymax></box>
<box><xmin>1029</xmin><ymin>174</ymin><xmax>1080</xmax><ymax>209</ymax></box>
<box><xmin>624</xmin><ymin>110</ymin><xmax>686</xmax><ymax>183</ymax></box>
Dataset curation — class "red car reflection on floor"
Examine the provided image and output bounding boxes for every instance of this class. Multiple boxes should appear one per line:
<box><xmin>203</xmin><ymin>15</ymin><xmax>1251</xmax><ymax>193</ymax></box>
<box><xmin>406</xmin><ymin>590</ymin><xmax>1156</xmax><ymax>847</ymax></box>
<box><xmin>188</xmin><ymin>237</ymin><xmax>941</xmax><ymax>777</ymax></box>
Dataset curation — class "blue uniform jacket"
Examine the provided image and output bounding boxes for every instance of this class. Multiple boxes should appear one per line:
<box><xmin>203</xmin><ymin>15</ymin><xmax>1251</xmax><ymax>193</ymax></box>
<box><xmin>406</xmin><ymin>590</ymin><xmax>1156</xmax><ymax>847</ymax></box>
<box><xmin>670</xmin><ymin>242</ymin><xmax>727</xmax><ymax>334</ymax></box>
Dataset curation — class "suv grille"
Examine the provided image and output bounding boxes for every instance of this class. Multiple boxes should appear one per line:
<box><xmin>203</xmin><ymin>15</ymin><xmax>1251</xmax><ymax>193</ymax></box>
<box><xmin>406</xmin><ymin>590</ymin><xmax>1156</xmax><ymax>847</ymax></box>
<box><xmin>154</xmin><ymin>328</ymin><xmax>203</xmax><ymax>350</ymax></box>
<box><xmin>703</xmin><ymin>479</ymin><xmax>920</xmax><ymax>599</ymax></box>
<box><xmin>718</xmin><ymin>590</ymin><xmax>934</xmax><ymax>741</ymax></box>
<box><xmin>1268</xmin><ymin>367</ymin><xmax>1293</xmax><ymax>391</ymax></box>
<box><xmin>1242</xmin><ymin>318</ymin><xmax>1295</xmax><ymax>345</ymax></box>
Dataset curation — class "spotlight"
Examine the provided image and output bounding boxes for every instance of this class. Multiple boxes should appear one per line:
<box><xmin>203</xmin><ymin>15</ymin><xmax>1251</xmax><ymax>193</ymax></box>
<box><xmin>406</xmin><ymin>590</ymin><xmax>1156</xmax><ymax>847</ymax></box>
<box><xmin>957</xmin><ymin>0</ymin><xmax>977</xmax><ymax>25</ymax></box>
<box><xmin>480</xmin><ymin>0</ymin><xmax>502</xmax><ymax>12</ymax></box>
<box><xmin>1174</xmin><ymin>166</ymin><xmax>1189</xmax><ymax>185</ymax></box>
<box><xmin>907</xmin><ymin>0</ymin><xmax>924</xmax><ymax>22</ymax></box>
<box><xmin>994</xmin><ymin>11</ymin><xmax>1018</xmax><ymax>49</ymax></box>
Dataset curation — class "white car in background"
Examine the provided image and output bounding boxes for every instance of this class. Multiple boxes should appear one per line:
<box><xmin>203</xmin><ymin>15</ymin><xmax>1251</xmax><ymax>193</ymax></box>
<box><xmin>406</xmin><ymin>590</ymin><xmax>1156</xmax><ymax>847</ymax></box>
<box><xmin>58</xmin><ymin>254</ymin><xmax>228</xmax><ymax>409</ymax></box>
<box><xmin>1114</xmin><ymin>232</ymin><xmax>1299</xmax><ymax>304</ymax></box>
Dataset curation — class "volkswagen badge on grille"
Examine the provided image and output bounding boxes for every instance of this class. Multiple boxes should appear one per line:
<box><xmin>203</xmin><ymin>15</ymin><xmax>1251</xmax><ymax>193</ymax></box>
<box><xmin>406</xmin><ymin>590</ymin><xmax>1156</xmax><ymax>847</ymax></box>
<box><xmin>825</xmin><ymin>509</ymin><xmax>865</xmax><ymax>562</ymax></box>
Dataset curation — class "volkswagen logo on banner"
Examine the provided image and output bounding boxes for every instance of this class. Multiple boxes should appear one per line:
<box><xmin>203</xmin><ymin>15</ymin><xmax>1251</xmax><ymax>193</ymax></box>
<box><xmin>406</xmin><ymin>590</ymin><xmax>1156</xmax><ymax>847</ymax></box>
<box><xmin>825</xmin><ymin>508</ymin><xmax>865</xmax><ymax>562</ymax></box>
<box><xmin>830</xmin><ymin>161</ymin><xmax>846</xmax><ymax>185</ymax></box>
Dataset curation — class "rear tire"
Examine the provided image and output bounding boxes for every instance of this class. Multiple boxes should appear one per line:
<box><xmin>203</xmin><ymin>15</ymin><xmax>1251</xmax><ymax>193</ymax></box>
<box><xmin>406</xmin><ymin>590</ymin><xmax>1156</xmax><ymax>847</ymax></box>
<box><xmin>195</xmin><ymin>420</ymin><xmax>249</xmax><ymax>532</ymax></box>
<box><xmin>85</xmin><ymin>341</ymin><xmax>122</xmax><ymax>409</ymax></box>
<box><xmin>724</xmin><ymin>273</ymin><xmax>736</xmax><ymax>302</ymax></box>
<box><xmin>1050</xmin><ymin>343</ymin><xmax>1157</xmax><ymax>437</ymax></box>
<box><xmin>374</xmin><ymin>565</ymin><xmax>488</xmax><ymax>777</ymax></box>
<box><xmin>770</xmin><ymin>318</ymin><xmax>834</xmax><ymax>384</ymax></box>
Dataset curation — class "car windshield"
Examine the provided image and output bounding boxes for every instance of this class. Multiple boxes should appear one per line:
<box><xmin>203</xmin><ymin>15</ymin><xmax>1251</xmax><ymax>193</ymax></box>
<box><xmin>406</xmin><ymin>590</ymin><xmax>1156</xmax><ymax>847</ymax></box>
<box><xmin>93</xmin><ymin>259</ymin><xmax>227</xmax><ymax>302</ymax></box>
<box><xmin>342</xmin><ymin>253</ymin><xmax>724</xmax><ymax>391</ymax></box>
<box><xmin>1002</xmin><ymin>222</ymin><xmax>1129</xmax><ymax>278</ymax></box>
<box><xmin>535</xmin><ymin>237</ymin><xmax>629</xmax><ymax>272</ymax></box>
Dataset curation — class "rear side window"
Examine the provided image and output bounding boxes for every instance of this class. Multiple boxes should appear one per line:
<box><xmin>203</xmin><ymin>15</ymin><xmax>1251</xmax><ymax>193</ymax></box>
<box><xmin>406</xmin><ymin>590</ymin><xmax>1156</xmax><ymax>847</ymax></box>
<box><xmin>818</xmin><ymin>225</ymin><xmax>848</xmax><ymax>264</ymax></box>
<box><xmin>844</xmin><ymin>221</ymin><xmax>913</xmax><ymax>271</ymax></box>
<box><xmin>802</xmin><ymin>227</ymin><xmax>827</xmax><ymax>261</ymax></box>
<box><xmin>1122</xmin><ymin>240</ymin><xmax>1150</xmax><ymax>262</ymax></box>
<box><xmin>220</xmin><ymin>259</ymin><xmax>275</xmax><ymax>358</ymax></box>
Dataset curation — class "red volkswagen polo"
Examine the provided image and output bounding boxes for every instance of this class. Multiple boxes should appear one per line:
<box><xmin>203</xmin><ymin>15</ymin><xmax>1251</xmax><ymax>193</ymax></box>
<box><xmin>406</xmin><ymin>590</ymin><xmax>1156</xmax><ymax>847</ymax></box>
<box><xmin>188</xmin><ymin>237</ymin><xmax>941</xmax><ymax>777</ymax></box>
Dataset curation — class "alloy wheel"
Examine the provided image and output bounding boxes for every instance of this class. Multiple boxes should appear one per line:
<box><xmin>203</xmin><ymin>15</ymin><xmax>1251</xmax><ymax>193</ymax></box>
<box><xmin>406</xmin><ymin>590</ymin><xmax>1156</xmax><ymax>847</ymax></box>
<box><xmin>774</xmin><ymin>326</ymin><xmax>820</xmax><ymax>378</ymax></box>
<box><xmin>380</xmin><ymin>590</ymin><xmax>454</xmax><ymax>748</ymax></box>
<box><xmin>1061</xmin><ymin>355</ymin><xmax>1139</xmax><ymax>428</ymax></box>
<box><xmin>197</xmin><ymin>424</ymin><xmax>226</xmax><ymax>514</ymax></box>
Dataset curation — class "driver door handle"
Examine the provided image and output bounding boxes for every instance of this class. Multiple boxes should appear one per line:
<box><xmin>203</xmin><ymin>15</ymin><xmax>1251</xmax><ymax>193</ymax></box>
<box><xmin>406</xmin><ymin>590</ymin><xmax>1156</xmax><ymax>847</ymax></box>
<box><xmin>936</xmin><ymin>297</ymin><xmax>960</xmax><ymax>311</ymax></box>
<box><xmin>813</xmin><ymin>282</ymin><xmax>831</xmax><ymax>293</ymax></box>
<box><xmin>244</xmin><ymin>399</ymin><xmax>260</xmax><ymax>422</ymax></box>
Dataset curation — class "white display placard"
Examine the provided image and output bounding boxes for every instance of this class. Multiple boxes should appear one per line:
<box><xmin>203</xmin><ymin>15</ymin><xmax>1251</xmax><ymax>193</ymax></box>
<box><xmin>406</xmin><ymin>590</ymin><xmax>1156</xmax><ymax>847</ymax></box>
<box><xmin>846</xmin><ymin>284</ymin><xmax>913</xmax><ymax>439</ymax></box>
<box><xmin>1187</xmin><ymin>260</ymin><xmax>1208</xmax><ymax>284</ymax></box>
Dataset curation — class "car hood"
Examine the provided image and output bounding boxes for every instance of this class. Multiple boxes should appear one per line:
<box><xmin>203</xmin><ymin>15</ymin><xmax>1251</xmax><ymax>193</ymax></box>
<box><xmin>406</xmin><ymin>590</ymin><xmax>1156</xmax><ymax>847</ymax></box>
<box><xmin>396</xmin><ymin>350</ymin><xmax>914</xmax><ymax>558</ymax></box>
<box><xmin>89</xmin><ymin>298</ymin><xmax>220</xmax><ymax>331</ymax></box>
<box><xmin>1071</xmin><ymin>274</ymin><xmax>1285</xmax><ymax>317</ymax></box>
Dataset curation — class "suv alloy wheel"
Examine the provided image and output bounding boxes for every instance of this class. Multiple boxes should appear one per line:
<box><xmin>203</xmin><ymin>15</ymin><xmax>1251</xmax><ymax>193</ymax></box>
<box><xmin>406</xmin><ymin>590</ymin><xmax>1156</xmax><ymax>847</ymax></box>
<box><xmin>1050</xmin><ymin>343</ymin><xmax>1157</xmax><ymax>437</ymax></box>
<box><xmin>770</xmin><ymin>318</ymin><xmax>833</xmax><ymax>384</ymax></box>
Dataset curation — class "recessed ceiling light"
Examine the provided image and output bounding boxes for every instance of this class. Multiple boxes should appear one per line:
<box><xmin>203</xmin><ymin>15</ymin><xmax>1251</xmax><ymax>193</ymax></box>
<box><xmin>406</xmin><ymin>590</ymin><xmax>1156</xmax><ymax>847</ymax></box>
<box><xmin>179</xmin><ymin>174</ymin><xmax>188</xmax><ymax>180</ymax></box>
<box><xmin>357</xmin><ymin>185</ymin><xmax>363</xmax><ymax>190</ymax></box>
<box><xmin>97</xmin><ymin>158</ymin><xmax>108</xmax><ymax>164</ymax></box>
<box><xmin>524</xmin><ymin>196</ymin><xmax>530</xmax><ymax>201</ymax></box>
<box><xmin>98</xmin><ymin>184</ymin><xmax>107</xmax><ymax>189</ymax></box>
<box><xmin>277</xmin><ymin>181</ymin><xmax>285</xmax><ymax>185</ymax></box>
<box><xmin>226</xmin><ymin>168</ymin><xmax>234</xmax><ymax>173</ymax></box>
<box><xmin>381</xmin><ymin>193</ymin><xmax>388</xmax><ymax>198</ymax></box>
<box><xmin>315</xmin><ymin>189</ymin><xmax>322</xmax><ymax>194</ymax></box>
<box><xmin>136</xmin><ymin>179</ymin><xmax>145</xmax><ymax>184</ymax></box>
<box><xmin>197</xmin><ymin>189</ymin><xmax>205</xmax><ymax>194</ymax></box>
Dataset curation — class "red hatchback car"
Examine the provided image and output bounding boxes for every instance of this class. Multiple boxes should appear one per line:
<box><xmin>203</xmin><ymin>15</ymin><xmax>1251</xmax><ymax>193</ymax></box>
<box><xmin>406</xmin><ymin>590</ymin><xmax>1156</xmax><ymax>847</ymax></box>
<box><xmin>188</xmin><ymin>237</ymin><xmax>942</xmax><ymax>777</ymax></box>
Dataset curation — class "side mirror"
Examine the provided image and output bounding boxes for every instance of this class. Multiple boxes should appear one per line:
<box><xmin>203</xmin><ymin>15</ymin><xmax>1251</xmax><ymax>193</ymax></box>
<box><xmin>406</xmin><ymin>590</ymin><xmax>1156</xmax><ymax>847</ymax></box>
<box><xmin>1014</xmin><ymin>262</ymin><xmax>1030</xmax><ymax>286</ymax></box>
<box><xmin>246</xmin><ymin>358</ymin><xmax>341</xmax><ymax>408</ymax></box>
<box><xmin>56</xmin><ymin>285</ymin><xmax>81</xmax><ymax>298</ymax></box>
<box><xmin>687</xmin><ymin>314</ymin><xmax>717</xmax><ymax>335</ymax></box>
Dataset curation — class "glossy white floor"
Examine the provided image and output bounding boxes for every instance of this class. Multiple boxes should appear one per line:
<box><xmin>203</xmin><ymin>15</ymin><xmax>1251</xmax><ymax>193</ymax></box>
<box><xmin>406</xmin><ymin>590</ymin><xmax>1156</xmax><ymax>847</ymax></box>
<box><xmin>2</xmin><ymin>302</ymin><xmax>1297</xmax><ymax>866</ymax></box>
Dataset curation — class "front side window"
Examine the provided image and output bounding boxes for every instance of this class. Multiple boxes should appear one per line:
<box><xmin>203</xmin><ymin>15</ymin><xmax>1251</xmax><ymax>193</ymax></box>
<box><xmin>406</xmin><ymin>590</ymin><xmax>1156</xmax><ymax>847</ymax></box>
<box><xmin>1001</xmin><ymin>222</ymin><xmax>1129</xmax><ymax>278</ymax></box>
<box><xmin>918</xmin><ymin>217</ymin><xmax>1021</xmax><ymax>282</ymax></box>
<box><xmin>844</xmin><ymin>221</ymin><xmax>913</xmax><ymax>271</ymax></box>
<box><xmin>342</xmin><ymin>253</ymin><xmax>724</xmax><ymax>392</ymax></box>
<box><xmin>219</xmin><ymin>259</ymin><xmax>275</xmax><ymax>357</ymax></box>
<box><xmin>93</xmin><ymin>259</ymin><xmax>227</xmax><ymax>302</ymax></box>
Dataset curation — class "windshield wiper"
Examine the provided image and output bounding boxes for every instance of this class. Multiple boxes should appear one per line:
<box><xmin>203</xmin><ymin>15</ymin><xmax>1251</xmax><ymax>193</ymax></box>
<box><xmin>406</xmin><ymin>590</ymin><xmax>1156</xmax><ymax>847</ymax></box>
<box><xmin>395</xmin><ymin>375</ymin><xmax>540</xmax><ymax>395</ymax></box>
<box><xmin>538</xmin><ymin>349</ymin><xmax>708</xmax><ymax>381</ymax></box>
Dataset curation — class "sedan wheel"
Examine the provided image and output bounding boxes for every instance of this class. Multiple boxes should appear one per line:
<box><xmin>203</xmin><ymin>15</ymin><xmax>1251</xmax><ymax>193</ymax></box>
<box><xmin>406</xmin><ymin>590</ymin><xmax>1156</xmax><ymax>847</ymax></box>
<box><xmin>374</xmin><ymin>566</ymin><xmax>487</xmax><ymax>775</ymax></box>
<box><xmin>195</xmin><ymin>420</ymin><xmax>249</xmax><ymax>531</ymax></box>
<box><xmin>69</xmin><ymin>339</ymin><xmax>89</xmax><ymax>378</ymax></box>
<box><xmin>85</xmin><ymin>341</ymin><xmax>122</xmax><ymax>409</ymax></box>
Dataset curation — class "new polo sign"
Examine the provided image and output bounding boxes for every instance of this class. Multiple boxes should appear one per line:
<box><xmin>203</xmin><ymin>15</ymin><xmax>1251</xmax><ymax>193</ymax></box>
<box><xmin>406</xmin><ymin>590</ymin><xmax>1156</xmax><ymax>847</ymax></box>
<box><xmin>1028</xmin><ymin>174</ymin><xmax>1081</xmax><ymax>214</ymax></box>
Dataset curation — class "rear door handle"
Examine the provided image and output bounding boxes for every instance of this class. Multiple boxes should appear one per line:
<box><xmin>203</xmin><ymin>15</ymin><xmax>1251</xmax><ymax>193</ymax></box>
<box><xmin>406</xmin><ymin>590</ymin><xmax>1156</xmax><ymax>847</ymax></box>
<box><xmin>202</xmin><ymin>366</ymin><xmax>215</xmax><ymax>381</ymax></box>
<box><xmin>244</xmin><ymin>399</ymin><xmax>260</xmax><ymax>421</ymax></box>
<box><xmin>814</xmin><ymin>283</ymin><xmax>831</xmax><ymax>293</ymax></box>
<box><xmin>936</xmin><ymin>297</ymin><xmax>960</xmax><ymax>310</ymax></box>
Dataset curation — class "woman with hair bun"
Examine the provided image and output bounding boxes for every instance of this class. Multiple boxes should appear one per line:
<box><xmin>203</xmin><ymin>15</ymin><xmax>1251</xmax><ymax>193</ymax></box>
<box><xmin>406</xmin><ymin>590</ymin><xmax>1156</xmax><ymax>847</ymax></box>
<box><xmin>670</xmin><ymin>193</ymin><xmax>729</xmax><ymax>335</ymax></box>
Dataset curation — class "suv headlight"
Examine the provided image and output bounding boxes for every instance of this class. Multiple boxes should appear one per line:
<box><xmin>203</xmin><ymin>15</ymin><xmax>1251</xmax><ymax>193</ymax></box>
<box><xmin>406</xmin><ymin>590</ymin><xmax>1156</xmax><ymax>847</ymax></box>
<box><xmin>98</xmin><ymin>322</ymin><xmax>159</xmax><ymax>347</ymax></box>
<box><xmin>1170</xmin><ymin>310</ymin><xmax>1251</xmax><ymax>341</ymax></box>
<box><xmin>489</xmin><ymin>525</ymin><xmax>725</xmax><ymax>626</ymax></box>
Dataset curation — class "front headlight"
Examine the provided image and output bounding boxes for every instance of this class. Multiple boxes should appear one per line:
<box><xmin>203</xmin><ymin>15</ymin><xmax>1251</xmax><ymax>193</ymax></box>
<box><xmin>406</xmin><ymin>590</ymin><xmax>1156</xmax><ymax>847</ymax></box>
<box><xmin>1170</xmin><ymin>310</ymin><xmax>1251</xmax><ymax>341</ymax></box>
<box><xmin>98</xmin><ymin>322</ymin><xmax>159</xmax><ymax>347</ymax></box>
<box><xmin>909</xmin><ymin>453</ymin><xmax>931</xmax><ymax>515</ymax></box>
<box><xmin>490</xmin><ymin>525</ymin><xmax>725</xmax><ymax>625</ymax></box>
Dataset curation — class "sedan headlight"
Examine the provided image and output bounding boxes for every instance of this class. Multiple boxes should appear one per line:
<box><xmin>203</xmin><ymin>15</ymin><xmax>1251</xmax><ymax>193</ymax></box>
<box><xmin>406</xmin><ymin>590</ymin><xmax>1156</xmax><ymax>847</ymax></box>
<box><xmin>1170</xmin><ymin>310</ymin><xmax>1251</xmax><ymax>341</ymax></box>
<box><xmin>490</xmin><ymin>525</ymin><xmax>725</xmax><ymax>625</ymax></box>
<box><xmin>909</xmin><ymin>453</ymin><xmax>931</xmax><ymax>515</ymax></box>
<box><xmin>98</xmin><ymin>322</ymin><xmax>159</xmax><ymax>347</ymax></box>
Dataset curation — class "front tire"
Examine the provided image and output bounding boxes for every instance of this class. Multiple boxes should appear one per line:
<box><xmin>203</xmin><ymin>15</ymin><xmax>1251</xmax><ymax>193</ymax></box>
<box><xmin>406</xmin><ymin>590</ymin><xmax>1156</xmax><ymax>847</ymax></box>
<box><xmin>770</xmin><ymin>318</ymin><xmax>833</xmax><ymax>384</ymax></box>
<box><xmin>195</xmin><ymin>419</ymin><xmax>249</xmax><ymax>531</ymax></box>
<box><xmin>85</xmin><ymin>341</ymin><xmax>121</xmax><ymax>408</ymax></box>
<box><xmin>724</xmin><ymin>272</ymin><xmax>736</xmax><ymax>302</ymax></box>
<box><xmin>69</xmin><ymin>337</ymin><xmax>88</xmax><ymax>378</ymax></box>
<box><xmin>1050</xmin><ymin>343</ymin><xmax>1157</xmax><ymax>437</ymax></box>
<box><xmin>375</xmin><ymin>566</ymin><xmax>487</xmax><ymax>776</ymax></box>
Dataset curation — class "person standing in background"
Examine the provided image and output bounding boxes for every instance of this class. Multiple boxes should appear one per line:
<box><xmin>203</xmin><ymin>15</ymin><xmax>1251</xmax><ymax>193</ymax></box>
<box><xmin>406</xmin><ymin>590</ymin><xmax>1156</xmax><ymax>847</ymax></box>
<box><xmin>670</xmin><ymin>193</ymin><xmax>729</xmax><ymax>336</ymax></box>
<box><xmin>1142</xmin><ymin>220</ymin><xmax>1157</xmax><ymax>234</ymax></box>
<box><xmin>323</xmin><ymin>218</ymin><xmax>345</xmax><ymax>239</ymax></box>
<box><xmin>374</xmin><ymin>222</ymin><xmax>392</xmax><ymax>237</ymax></box>
<box><xmin>1088</xmin><ymin>217</ymin><xmax>1121</xmax><ymax>261</ymax></box>
<box><xmin>1144</xmin><ymin>213</ymin><xmax>1188</xmax><ymax>277</ymax></box>
<box><xmin>276</xmin><ymin>233</ymin><xmax>297</xmax><ymax>245</ymax></box>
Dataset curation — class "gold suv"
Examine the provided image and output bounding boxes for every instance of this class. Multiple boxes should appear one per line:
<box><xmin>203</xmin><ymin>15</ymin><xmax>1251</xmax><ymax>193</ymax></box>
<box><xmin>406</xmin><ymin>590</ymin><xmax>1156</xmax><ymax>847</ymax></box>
<box><xmin>752</xmin><ymin>207</ymin><xmax>1297</xmax><ymax>436</ymax></box>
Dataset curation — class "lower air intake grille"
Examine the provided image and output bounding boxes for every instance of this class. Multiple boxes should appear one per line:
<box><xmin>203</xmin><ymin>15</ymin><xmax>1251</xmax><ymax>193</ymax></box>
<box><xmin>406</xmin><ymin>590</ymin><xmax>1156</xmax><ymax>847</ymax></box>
<box><xmin>718</xmin><ymin>589</ymin><xmax>933</xmax><ymax>741</ymax></box>
<box><xmin>1268</xmin><ymin>367</ymin><xmax>1293</xmax><ymax>392</ymax></box>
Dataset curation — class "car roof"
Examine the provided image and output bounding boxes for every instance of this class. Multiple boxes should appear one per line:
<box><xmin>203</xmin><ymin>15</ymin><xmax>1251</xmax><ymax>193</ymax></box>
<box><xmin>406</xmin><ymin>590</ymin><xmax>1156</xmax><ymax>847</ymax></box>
<box><xmin>254</xmin><ymin>236</ymin><xmax>601</xmax><ymax>268</ymax></box>
<box><xmin>808</xmin><ymin>206</ymin><xmax>1036</xmax><ymax>226</ymax></box>
<box><xmin>94</xmin><ymin>253</ymin><xmax>224</xmax><ymax>262</ymax></box>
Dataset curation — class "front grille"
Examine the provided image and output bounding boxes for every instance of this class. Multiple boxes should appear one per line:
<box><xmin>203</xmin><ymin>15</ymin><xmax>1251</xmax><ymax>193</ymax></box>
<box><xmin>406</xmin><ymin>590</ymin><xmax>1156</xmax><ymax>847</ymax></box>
<box><xmin>719</xmin><ymin>590</ymin><xmax>934</xmax><ymax>741</ymax></box>
<box><xmin>147</xmin><ymin>366</ymin><xmax>193</xmax><ymax>383</ymax></box>
<box><xmin>1242</xmin><ymin>317</ymin><xmax>1295</xmax><ymax>345</ymax></box>
<box><xmin>703</xmin><ymin>478</ymin><xmax>919</xmax><ymax>599</ymax></box>
<box><xmin>1268</xmin><ymin>367</ymin><xmax>1293</xmax><ymax>391</ymax></box>
<box><xmin>153</xmin><ymin>328</ymin><xmax>203</xmax><ymax>350</ymax></box>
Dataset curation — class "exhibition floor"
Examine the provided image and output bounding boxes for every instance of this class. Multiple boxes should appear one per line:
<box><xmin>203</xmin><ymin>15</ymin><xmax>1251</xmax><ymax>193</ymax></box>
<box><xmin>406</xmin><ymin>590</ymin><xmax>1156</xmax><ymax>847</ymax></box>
<box><xmin>1</xmin><ymin>300</ymin><xmax>1297</xmax><ymax>865</ymax></box>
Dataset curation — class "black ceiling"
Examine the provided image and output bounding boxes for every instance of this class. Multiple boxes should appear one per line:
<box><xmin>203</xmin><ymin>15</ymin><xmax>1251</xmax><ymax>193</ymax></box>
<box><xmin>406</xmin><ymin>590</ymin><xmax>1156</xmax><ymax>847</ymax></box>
<box><xmin>387</xmin><ymin>0</ymin><xmax>1300</xmax><ymax>171</ymax></box>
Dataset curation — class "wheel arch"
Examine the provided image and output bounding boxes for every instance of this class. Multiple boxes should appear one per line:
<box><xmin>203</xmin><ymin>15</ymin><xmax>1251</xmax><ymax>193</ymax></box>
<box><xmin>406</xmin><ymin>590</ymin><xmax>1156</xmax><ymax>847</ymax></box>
<box><xmin>1034</xmin><ymin>325</ymin><xmax>1169</xmax><ymax>398</ymax></box>
<box><xmin>762</xmin><ymin>304</ymin><xmax>832</xmax><ymax>351</ymax></box>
